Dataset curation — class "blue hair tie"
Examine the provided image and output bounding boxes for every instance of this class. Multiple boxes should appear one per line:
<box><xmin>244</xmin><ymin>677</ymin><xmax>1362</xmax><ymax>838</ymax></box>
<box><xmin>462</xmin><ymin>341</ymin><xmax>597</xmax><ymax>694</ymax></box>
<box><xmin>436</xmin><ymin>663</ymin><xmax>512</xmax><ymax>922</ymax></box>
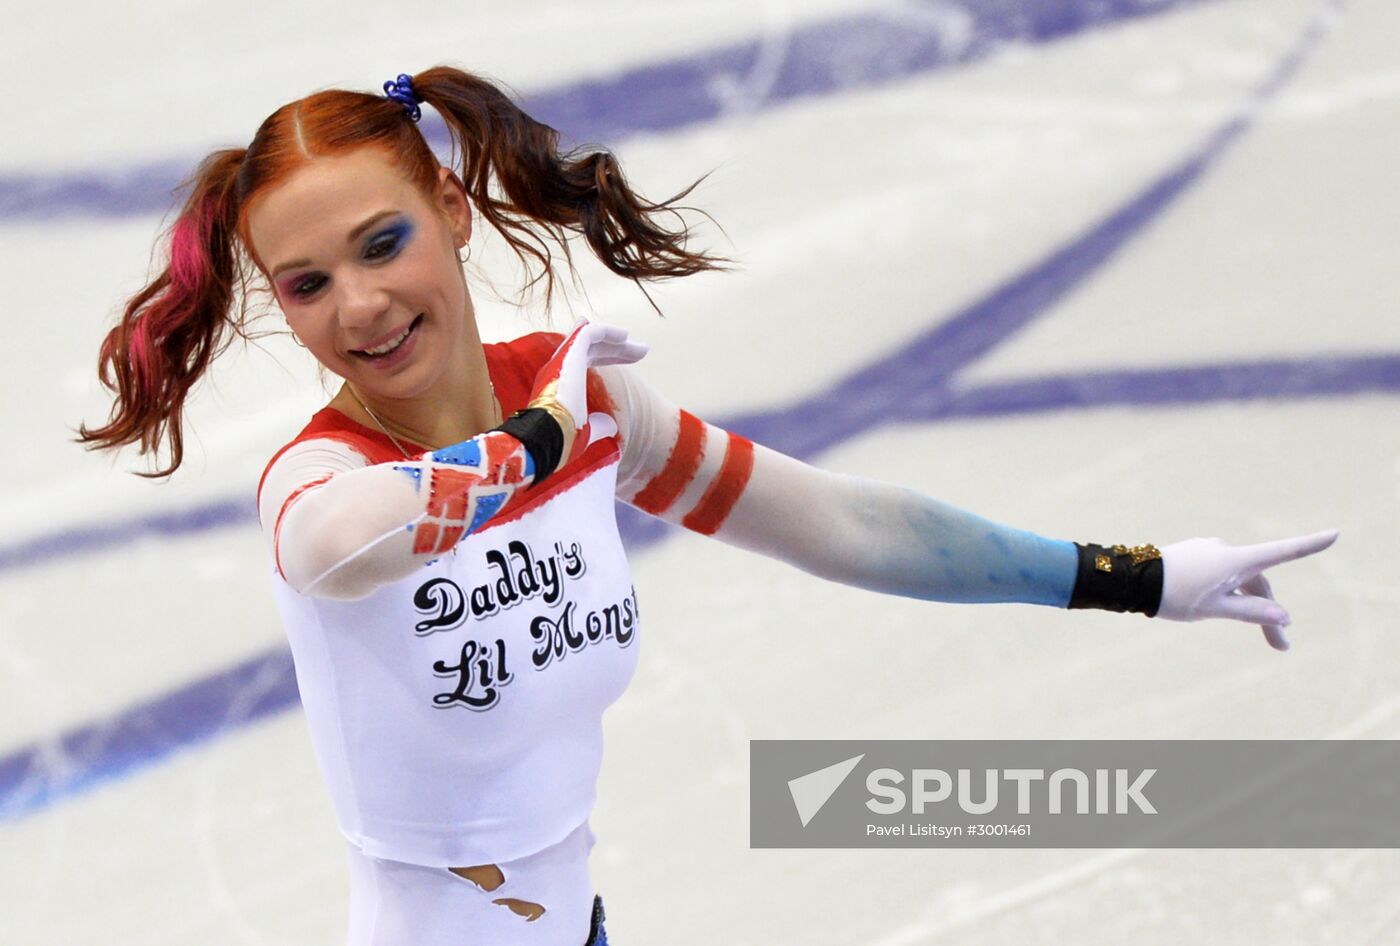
<box><xmin>383</xmin><ymin>73</ymin><xmax>421</xmax><ymax>123</ymax></box>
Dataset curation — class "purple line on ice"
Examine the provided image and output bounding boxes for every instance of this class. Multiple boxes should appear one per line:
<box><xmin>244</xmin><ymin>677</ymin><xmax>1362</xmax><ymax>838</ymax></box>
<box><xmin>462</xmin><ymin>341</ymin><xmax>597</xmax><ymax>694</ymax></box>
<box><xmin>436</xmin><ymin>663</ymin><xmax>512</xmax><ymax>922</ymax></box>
<box><xmin>0</xmin><ymin>650</ymin><xmax>298</xmax><ymax>821</ymax></box>
<box><xmin>933</xmin><ymin>354</ymin><xmax>1400</xmax><ymax>419</ymax></box>
<box><xmin>0</xmin><ymin>500</ymin><xmax>250</xmax><ymax>573</ymax></box>
<box><xmin>721</xmin><ymin>0</ymin><xmax>1345</xmax><ymax>459</ymax></box>
<box><xmin>0</xmin><ymin>0</ymin><xmax>1217</xmax><ymax>221</ymax></box>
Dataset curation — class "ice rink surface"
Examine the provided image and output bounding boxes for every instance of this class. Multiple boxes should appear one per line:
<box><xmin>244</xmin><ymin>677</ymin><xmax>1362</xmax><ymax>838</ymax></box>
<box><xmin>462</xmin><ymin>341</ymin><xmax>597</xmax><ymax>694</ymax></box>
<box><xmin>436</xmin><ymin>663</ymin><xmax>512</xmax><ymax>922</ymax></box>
<box><xmin>2</xmin><ymin>0</ymin><xmax>1398</xmax><ymax>942</ymax></box>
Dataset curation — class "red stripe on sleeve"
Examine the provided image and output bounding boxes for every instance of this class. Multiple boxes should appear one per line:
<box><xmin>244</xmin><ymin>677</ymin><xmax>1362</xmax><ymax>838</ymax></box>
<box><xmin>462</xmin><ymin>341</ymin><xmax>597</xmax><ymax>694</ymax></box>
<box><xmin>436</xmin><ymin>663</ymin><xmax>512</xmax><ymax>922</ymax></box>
<box><xmin>630</xmin><ymin>409</ymin><xmax>706</xmax><ymax>515</ymax></box>
<box><xmin>681</xmin><ymin>432</ymin><xmax>754</xmax><ymax>536</ymax></box>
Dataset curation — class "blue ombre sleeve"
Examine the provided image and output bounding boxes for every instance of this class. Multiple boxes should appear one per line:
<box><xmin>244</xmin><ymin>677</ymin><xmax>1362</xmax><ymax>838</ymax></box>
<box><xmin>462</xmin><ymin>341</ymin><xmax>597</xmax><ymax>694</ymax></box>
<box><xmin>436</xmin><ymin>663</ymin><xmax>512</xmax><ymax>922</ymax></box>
<box><xmin>837</xmin><ymin>482</ymin><xmax>1079</xmax><ymax>607</ymax></box>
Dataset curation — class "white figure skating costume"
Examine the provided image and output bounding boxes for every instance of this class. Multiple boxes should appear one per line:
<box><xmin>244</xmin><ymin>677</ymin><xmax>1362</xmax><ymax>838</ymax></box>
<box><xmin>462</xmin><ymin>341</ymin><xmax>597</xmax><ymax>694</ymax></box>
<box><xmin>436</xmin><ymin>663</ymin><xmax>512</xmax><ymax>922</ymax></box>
<box><xmin>258</xmin><ymin>328</ymin><xmax>1201</xmax><ymax>944</ymax></box>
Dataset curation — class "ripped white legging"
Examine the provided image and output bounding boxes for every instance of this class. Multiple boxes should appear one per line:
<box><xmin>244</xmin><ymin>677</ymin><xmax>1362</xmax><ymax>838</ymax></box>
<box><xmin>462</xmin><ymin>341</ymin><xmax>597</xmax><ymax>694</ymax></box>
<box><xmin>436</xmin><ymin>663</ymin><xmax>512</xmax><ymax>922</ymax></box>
<box><xmin>345</xmin><ymin>819</ymin><xmax>598</xmax><ymax>946</ymax></box>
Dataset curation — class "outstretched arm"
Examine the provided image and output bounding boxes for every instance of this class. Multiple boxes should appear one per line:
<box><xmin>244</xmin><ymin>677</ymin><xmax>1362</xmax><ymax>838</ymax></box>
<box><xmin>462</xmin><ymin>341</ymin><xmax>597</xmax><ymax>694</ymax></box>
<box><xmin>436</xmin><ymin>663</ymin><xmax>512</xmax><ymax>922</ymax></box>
<box><xmin>596</xmin><ymin>362</ymin><xmax>1338</xmax><ymax>650</ymax></box>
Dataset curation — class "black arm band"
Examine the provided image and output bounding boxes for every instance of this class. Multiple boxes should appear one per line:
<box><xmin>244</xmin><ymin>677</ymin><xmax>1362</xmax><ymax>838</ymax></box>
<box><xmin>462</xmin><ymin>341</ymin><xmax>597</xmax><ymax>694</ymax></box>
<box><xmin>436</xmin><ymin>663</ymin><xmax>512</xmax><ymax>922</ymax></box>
<box><xmin>1066</xmin><ymin>543</ymin><xmax>1164</xmax><ymax>617</ymax></box>
<box><xmin>496</xmin><ymin>408</ymin><xmax>565</xmax><ymax>484</ymax></box>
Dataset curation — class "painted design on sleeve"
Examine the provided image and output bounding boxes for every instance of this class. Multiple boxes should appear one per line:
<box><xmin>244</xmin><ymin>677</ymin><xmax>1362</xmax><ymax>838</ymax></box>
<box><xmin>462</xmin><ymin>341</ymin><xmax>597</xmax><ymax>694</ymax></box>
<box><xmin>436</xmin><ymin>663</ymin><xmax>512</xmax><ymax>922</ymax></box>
<box><xmin>412</xmin><ymin>434</ymin><xmax>537</xmax><ymax>556</ymax></box>
<box><xmin>631</xmin><ymin>408</ymin><xmax>705</xmax><ymax>515</ymax></box>
<box><xmin>392</xmin><ymin>465</ymin><xmax>423</xmax><ymax>488</ymax></box>
<box><xmin>681</xmin><ymin>432</ymin><xmax>754</xmax><ymax>535</ymax></box>
<box><xmin>627</xmin><ymin>405</ymin><xmax>755</xmax><ymax>536</ymax></box>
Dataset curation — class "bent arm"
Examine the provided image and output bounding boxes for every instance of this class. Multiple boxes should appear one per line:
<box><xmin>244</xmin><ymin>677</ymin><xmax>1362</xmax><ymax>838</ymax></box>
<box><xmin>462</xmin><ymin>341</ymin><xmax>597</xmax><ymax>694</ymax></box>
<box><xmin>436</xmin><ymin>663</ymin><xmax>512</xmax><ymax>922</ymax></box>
<box><xmin>596</xmin><ymin>363</ymin><xmax>1078</xmax><ymax>607</ymax></box>
<box><xmin>258</xmin><ymin>320</ymin><xmax>645</xmax><ymax>601</ymax></box>
<box><xmin>258</xmin><ymin>431</ymin><xmax>538</xmax><ymax>600</ymax></box>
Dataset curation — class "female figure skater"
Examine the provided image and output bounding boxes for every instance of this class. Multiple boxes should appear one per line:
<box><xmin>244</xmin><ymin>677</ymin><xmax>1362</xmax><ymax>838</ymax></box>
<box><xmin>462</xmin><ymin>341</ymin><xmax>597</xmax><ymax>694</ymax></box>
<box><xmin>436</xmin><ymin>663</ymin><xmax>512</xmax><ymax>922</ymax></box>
<box><xmin>80</xmin><ymin>68</ymin><xmax>1337</xmax><ymax>946</ymax></box>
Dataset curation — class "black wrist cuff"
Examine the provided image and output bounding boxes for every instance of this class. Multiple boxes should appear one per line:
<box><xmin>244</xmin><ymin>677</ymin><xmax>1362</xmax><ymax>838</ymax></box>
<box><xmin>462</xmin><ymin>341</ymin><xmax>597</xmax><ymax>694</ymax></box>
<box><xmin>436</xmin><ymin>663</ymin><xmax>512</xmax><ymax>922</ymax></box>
<box><xmin>496</xmin><ymin>408</ymin><xmax>564</xmax><ymax>483</ymax></box>
<box><xmin>1067</xmin><ymin>543</ymin><xmax>1164</xmax><ymax>617</ymax></box>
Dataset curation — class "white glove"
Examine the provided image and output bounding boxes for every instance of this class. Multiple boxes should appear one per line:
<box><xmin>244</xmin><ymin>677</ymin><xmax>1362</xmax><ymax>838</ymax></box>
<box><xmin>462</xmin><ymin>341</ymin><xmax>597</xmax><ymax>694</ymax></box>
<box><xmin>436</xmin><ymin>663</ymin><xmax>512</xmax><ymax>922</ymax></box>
<box><xmin>529</xmin><ymin>317</ymin><xmax>649</xmax><ymax>424</ymax></box>
<box><xmin>1157</xmin><ymin>529</ymin><xmax>1339</xmax><ymax>651</ymax></box>
<box><xmin>526</xmin><ymin>317</ymin><xmax>649</xmax><ymax>465</ymax></box>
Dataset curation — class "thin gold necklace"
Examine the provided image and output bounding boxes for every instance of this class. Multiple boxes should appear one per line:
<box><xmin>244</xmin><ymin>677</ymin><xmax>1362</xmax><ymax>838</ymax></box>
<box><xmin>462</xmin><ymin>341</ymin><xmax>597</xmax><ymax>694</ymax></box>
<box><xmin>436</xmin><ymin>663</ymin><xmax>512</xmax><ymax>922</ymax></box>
<box><xmin>345</xmin><ymin>381</ymin><xmax>500</xmax><ymax>460</ymax></box>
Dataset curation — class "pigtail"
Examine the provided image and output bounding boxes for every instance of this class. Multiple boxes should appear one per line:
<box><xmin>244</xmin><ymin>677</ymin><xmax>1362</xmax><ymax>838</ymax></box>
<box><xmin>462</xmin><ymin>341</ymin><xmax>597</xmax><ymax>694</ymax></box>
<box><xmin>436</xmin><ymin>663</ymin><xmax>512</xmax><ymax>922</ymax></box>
<box><xmin>82</xmin><ymin>68</ymin><xmax>730</xmax><ymax>476</ymax></box>
<box><xmin>77</xmin><ymin>148</ymin><xmax>248</xmax><ymax>478</ymax></box>
<box><xmin>412</xmin><ymin>67</ymin><xmax>727</xmax><ymax>308</ymax></box>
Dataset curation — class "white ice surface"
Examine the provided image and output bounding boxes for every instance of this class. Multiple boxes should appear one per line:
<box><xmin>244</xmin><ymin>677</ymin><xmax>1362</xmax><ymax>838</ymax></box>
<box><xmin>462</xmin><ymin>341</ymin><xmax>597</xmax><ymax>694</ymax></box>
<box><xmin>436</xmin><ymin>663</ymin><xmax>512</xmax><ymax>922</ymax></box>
<box><xmin>2</xmin><ymin>0</ymin><xmax>1397</xmax><ymax>943</ymax></box>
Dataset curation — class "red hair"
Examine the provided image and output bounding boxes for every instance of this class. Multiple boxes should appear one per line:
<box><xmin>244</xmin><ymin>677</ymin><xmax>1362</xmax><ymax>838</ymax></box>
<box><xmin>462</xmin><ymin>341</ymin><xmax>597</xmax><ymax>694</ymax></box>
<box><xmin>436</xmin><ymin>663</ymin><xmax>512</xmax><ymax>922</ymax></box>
<box><xmin>79</xmin><ymin>66</ymin><xmax>726</xmax><ymax>477</ymax></box>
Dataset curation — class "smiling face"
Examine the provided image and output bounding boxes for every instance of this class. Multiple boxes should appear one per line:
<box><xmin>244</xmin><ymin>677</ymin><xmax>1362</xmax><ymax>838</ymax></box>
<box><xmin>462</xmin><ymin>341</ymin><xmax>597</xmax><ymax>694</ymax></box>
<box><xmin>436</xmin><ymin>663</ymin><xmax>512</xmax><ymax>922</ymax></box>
<box><xmin>245</xmin><ymin>147</ymin><xmax>475</xmax><ymax>403</ymax></box>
